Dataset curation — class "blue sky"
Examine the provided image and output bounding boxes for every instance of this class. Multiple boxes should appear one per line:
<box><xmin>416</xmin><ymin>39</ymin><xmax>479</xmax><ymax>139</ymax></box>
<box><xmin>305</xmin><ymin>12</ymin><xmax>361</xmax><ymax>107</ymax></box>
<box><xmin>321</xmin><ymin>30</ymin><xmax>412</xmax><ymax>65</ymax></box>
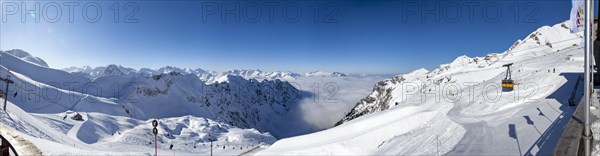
<box><xmin>0</xmin><ymin>0</ymin><xmax>584</xmax><ymax>74</ymax></box>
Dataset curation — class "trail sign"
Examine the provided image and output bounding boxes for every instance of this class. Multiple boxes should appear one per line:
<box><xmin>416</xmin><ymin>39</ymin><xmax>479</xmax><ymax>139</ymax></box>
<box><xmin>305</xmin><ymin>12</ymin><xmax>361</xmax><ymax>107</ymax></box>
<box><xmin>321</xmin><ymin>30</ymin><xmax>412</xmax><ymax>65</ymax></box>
<box><xmin>152</xmin><ymin>119</ymin><xmax>158</xmax><ymax>127</ymax></box>
<box><xmin>151</xmin><ymin>119</ymin><xmax>158</xmax><ymax>156</ymax></box>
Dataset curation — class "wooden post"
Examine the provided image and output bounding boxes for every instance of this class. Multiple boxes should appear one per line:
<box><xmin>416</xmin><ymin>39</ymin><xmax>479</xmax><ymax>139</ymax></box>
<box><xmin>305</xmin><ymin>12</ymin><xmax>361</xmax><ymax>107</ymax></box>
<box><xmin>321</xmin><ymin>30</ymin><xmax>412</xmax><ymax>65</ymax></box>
<box><xmin>2</xmin><ymin>82</ymin><xmax>7</xmax><ymax>111</ymax></box>
<box><xmin>0</xmin><ymin>75</ymin><xmax>13</xmax><ymax>111</ymax></box>
<box><xmin>2</xmin><ymin>137</ymin><xmax>9</xmax><ymax>156</ymax></box>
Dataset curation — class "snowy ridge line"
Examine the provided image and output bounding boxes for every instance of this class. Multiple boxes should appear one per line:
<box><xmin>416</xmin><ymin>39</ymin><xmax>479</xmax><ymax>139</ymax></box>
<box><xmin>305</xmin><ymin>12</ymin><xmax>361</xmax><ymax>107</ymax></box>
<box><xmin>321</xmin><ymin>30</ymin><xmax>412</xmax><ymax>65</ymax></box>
<box><xmin>0</xmin><ymin>64</ymin><xmax>124</xmax><ymax>112</ymax></box>
<box><xmin>0</xmin><ymin>69</ymin><xmax>70</xmax><ymax>110</ymax></box>
<box><xmin>68</xmin><ymin>95</ymin><xmax>86</xmax><ymax>111</ymax></box>
<box><xmin>0</xmin><ymin>53</ymin><xmax>285</xmax><ymax>153</ymax></box>
<box><xmin>0</xmin><ymin>68</ymin><xmax>86</xmax><ymax>112</ymax></box>
<box><xmin>507</xmin><ymin>37</ymin><xmax>580</xmax><ymax>53</ymax></box>
<box><xmin>61</xmin><ymin>64</ymin><xmax>356</xmax><ymax>83</ymax></box>
<box><xmin>272</xmin><ymin>49</ymin><xmax>577</xmax><ymax>155</ymax></box>
<box><xmin>0</xmin><ymin>51</ymin><xmax>90</xmax><ymax>93</ymax></box>
<box><xmin>255</xmin><ymin>21</ymin><xmax>584</xmax><ymax>155</ymax></box>
<box><xmin>338</xmin><ymin>20</ymin><xmax>582</xmax><ymax>125</ymax></box>
<box><xmin>0</xmin><ymin>51</ymin><xmax>296</xmax><ymax>152</ymax></box>
<box><xmin>0</xmin><ymin>50</ymin><xmax>48</xmax><ymax>68</ymax></box>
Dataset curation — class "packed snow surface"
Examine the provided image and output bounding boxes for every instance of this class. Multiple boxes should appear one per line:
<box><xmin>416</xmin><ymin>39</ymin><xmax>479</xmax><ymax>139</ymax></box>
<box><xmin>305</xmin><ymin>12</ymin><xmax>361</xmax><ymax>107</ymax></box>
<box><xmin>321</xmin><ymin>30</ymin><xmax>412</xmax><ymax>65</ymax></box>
<box><xmin>0</xmin><ymin>20</ymin><xmax>595</xmax><ymax>155</ymax></box>
<box><xmin>0</xmin><ymin>48</ymin><xmax>382</xmax><ymax>155</ymax></box>
<box><xmin>258</xmin><ymin>21</ymin><xmax>591</xmax><ymax>155</ymax></box>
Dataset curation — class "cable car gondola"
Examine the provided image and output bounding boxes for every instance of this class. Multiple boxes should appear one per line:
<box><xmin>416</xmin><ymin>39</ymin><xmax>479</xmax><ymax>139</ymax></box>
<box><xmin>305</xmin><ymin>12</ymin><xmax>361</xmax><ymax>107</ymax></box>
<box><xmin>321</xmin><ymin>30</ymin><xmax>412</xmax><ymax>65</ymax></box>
<box><xmin>502</xmin><ymin>63</ymin><xmax>514</xmax><ymax>90</ymax></box>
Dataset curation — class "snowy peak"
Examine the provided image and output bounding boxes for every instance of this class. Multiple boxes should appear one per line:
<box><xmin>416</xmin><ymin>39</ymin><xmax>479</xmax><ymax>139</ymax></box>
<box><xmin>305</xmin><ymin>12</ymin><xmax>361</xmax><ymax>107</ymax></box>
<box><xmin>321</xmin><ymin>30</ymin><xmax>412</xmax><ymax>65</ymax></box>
<box><xmin>226</xmin><ymin>69</ymin><xmax>264</xmax><ymax>75</ymax></box>
<box><xmin>0</xmin><ymin>49</ymin><xmax>309</xmax><ymax>145</ymax></box>
<box><xmin>266</xmin><ymin>21</ymin><xmax>587</xmax><ymax>155</ymax></box>
<box><xmin>211</xmin><ymin>69</ymin><xmax>348</xmax><ymax>80</ymax></box>
<box><xmin>304</xmin><ymin>71</ymin><xmax>348</xmax><ymax>77</ymax></box>
<box><xmin>406</xmin><ymin>68</ymin><xmax>429</xmax><ymax>76</ymax></box>
<box><xmin>156</xmin><ymin>66</ymin><xmax>186</xmax><ymax>74</ymax></box>
<box><xmin>336</xmin><ymin>21</ymin><xmax>583</xmax><ymax>126</ymax></box>
<box><xmin>104</xmin><ymin>64</ymin><xmax>127</xmax><ymax>76</ymax></box>
<box><xmin>223</xmin><ymin>69</ymin><xmax>350</xmax><ymax>80</ymax></box>
<box><xmin>509</xmin><ymin>21</ymin><xmax>580</xmax><ymax>53</ymax></box>
<box><xmin>1</xmin><ymin>49</ymin><xmax>49</xmax><ymax>67</ymax></box>
<box><xmin>62</xmin><ymin>65</ymin><xmax>352</xmax><ymax>83</ymax></box>
<box><xmin>62</xmin><ymin>65</ymin><xmax>94</xmax><ymax>73</ymax></box>
<box><xmin>449</xmin><ymin>55</ymin><xmax>473</xmax><ymax>67</ymax></box>
<box><xmin>155</xmin><ymin>66</ymin><xmax>210</xmax><ymax>76</ymax></box>
<box><xmin>224</xmin><ymin>69</ymin><xmax>270</xmax><ymax>79</ymax></box>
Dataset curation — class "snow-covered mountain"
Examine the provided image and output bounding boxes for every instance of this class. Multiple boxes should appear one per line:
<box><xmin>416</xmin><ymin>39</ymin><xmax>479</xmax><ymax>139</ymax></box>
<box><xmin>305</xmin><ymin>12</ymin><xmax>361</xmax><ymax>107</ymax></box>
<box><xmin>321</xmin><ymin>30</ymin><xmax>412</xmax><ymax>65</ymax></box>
<box><xmin>336</xmin><ymin>21</ymin><xmax>580</xmax><ymax>126</ymax></box>
<box><xmin>2</xmin><ymin>20</ymin><xmax>594</xmax><ymax>155</ymax></box>
<box><xmin>63</xmin><ymin>65</ymin><xmax>216</xmax><ymax>80</ymax></box>
<box><xmin>303</xmin><ymin>71</ymin><xmax>348</xmax><ymax>77</ymax></box>
<box><xmin>0</xmin><ymin>49</ymin><xmax>313</xmax><ymax>134</ymax></box>
<box><xmin>0</xmin><ymin>49</ymin><xmax>48</xmax><ymax>67</ymax></box>
<box><xmin>0</xmin><ymin>49</ymin><xmax>317</xmax><ymax>154</ymax></box>
<box><xmin>0</xmin><ymin>99</ymin><xmax>276</xmax><ymax>155</ymax></box>
<box><xmin>259</xmin><ymin>21</ymin><xmax>590</xmax><ymax>155</ymax></box>
<box><xmin>62</xmin><ymin>66</ymin><xmax>350</xmax><ymax>83</ymax></box>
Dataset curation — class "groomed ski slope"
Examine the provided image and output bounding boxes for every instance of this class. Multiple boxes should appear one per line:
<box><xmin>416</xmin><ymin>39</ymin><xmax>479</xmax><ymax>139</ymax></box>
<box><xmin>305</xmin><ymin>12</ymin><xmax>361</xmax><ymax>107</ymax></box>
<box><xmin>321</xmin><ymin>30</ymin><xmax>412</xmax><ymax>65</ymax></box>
<box><xmin>0</xmin><ymin>48</ymin><xmax>383</xmax><ymax>155</ymax></box>
<box><xmin>0</xmin><ymin>52</ymin><xmax>278</xmax><ymax>155</ymax></box>
<box><xmin>1</xmin><ymin>98</ymin><xmax>275</xmax><ymax>155</ymax></box>
<box><xmin>257</xmin><ymin>22</ymin><xmax>586</xmax><ymax>155</ymax></box>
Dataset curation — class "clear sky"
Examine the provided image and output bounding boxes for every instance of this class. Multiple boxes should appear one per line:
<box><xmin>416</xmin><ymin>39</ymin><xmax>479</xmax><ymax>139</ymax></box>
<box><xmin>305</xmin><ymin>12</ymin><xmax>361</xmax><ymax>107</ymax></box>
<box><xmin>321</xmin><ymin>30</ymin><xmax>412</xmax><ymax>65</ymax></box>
<box><xmin>0</xmin><ymin>0</ymin><xmax>585</xmax><ymax>74</ymax></box>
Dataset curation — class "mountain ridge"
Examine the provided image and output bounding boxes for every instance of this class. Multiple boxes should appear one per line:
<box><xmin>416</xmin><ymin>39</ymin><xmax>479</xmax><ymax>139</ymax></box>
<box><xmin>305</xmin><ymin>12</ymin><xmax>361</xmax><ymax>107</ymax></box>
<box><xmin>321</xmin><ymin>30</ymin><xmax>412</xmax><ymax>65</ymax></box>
<box><xmin>335</xmin><ymin>20</ymin><xmax>581</xmax><ymax>126</ymax></box>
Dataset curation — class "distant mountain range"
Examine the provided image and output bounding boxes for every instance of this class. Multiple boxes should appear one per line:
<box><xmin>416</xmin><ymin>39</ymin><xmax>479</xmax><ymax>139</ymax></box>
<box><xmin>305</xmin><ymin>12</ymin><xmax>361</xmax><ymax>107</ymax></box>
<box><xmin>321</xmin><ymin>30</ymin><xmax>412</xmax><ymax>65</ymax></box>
<box><xmin>62</xmin><ymin>65</ymin><xmax>356</xmax><ymax>84</ymax></box>
<box><xmin>0</xmin><ymin>49</ymin><xmax>315</xmax><ymax>140</ymax></box>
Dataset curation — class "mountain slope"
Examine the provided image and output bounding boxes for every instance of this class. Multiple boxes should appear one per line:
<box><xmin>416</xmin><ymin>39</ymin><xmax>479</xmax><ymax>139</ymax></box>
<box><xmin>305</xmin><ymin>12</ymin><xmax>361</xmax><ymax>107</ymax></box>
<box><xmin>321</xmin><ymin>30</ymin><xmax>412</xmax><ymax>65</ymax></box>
<box><xmin>2</xmin><ymin>49</ymin><xmax>48</xmax><ymax>67</ymax></box>
<box><xmin>0</xmin><ymin>98</ymin><xmax>276</xmax><ymax>155</ymax></box>
<box><xmin>0</xmin><ymin>50</ymin><xmax>90</xmax><ymax>92</ymax></box>
<box><xmin>0</xmin><ymin>49</ymin><xmax>315</xmax><ymax>154</ymax></box>
<box><xmin>62</xmin><ymin>65</ymin><xmax>350</xmax><ymax>83</ymax></box>
<box><xmin>337</xmin><ymin>21</ymin><xmax>580</xmax><ymax>125</ymax></box>
<box><xmin>258</xmin><ymin>21</ymin><xmax>584</xmax><ymax>155</ymax></box>
<box><xmin>1</xmin><ymin>49</ymin><xmax>313</xmax><ymax>135</ymax></box>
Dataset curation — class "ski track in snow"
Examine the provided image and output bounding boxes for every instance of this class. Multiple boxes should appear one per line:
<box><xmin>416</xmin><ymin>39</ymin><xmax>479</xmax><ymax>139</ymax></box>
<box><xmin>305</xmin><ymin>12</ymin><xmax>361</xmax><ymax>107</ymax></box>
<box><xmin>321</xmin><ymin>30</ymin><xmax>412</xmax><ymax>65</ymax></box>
<box><xmin>257</xmin><ymin>21</ymin><xmax>589</xmax><ymax>155</ymax></box>
<box><xmin>0</xmin><ymin>21</ymin><xmax>594</xmax><ymax>155</ymax></box>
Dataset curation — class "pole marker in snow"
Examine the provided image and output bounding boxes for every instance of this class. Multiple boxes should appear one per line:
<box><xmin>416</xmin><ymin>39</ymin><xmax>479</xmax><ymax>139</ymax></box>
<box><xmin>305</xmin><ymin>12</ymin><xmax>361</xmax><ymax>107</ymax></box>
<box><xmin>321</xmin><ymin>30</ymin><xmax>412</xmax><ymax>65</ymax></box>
<box><xmin>152</xmin><ymin>119</ymin><xmax>158</xmax><ymax>156</ymax></box>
